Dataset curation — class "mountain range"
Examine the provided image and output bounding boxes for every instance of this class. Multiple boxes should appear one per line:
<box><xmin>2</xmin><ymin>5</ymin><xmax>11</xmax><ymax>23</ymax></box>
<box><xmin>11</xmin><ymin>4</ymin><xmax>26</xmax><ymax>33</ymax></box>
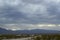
<box><xmin>0</xmin><ymin>28</ymin><xmax>60</xmax><ymax>34</ymax></box>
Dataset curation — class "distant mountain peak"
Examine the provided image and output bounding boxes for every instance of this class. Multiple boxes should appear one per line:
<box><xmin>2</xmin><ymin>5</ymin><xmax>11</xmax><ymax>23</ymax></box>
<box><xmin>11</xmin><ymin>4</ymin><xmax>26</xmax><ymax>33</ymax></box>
<box><xmin>0</xmin><ymin>28</ymin><xmax>60</xmax><ymax>34</ymax></box>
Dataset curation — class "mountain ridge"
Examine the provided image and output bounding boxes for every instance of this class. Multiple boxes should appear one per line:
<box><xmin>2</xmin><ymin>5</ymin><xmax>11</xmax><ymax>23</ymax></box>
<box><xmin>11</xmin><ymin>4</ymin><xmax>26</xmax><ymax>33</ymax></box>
<box><xmin>0</xmin><ymin>28</ymin><xmax>60</xmax><ymax>34</ymax></box>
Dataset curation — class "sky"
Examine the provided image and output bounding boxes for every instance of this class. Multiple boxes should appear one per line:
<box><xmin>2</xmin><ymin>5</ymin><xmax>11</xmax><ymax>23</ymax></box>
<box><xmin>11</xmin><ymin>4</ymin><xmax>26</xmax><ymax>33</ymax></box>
<box><xmin>0</xmin><ymin>0</ymin><xmax>60</xmax><ymax>30</ymax></box>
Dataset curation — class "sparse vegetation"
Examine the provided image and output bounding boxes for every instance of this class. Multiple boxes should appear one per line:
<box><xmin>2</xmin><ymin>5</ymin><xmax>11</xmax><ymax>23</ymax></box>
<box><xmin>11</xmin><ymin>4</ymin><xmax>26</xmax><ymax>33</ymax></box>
<box><xmin>0</xmin><ymin>34</ymin><xmax>60</xmax><ymax>40</ymax></box>
<box><xmin>32</xmin><ymin>34</ymin><xmax>60</xmax><ymax>40</ymax></box>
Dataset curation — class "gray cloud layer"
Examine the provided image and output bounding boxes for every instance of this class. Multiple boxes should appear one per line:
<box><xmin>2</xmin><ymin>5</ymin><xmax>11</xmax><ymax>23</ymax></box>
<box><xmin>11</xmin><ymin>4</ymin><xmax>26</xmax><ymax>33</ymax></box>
<box><xmin>0</xmin><ymin>0</ymin><xmax>60</xmax><ymax>30</ymax></box>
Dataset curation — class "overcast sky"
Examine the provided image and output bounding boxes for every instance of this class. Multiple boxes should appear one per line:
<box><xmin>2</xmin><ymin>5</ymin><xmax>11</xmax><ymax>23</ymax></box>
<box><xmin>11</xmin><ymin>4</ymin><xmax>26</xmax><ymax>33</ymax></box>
<box><xmin>0</xmin><ymin>0</ymin><xmax>60</xmax><ymax>30</ymax></box>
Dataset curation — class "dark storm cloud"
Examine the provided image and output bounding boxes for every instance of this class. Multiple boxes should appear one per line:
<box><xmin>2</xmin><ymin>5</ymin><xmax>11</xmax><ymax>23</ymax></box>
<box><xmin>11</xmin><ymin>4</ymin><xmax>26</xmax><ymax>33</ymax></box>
<box><xmin>0</xmin><ymin>0</ymin><xmax>60</xmax><ymax>30</ymax></box>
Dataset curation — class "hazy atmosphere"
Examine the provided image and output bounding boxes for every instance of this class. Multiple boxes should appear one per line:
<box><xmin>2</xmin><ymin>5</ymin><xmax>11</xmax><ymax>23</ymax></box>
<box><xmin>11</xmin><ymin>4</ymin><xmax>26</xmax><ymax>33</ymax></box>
<box><xmin>0</xmin><ymin>0</ymin><xmax>60</xmax><ymax>30</ymax></box>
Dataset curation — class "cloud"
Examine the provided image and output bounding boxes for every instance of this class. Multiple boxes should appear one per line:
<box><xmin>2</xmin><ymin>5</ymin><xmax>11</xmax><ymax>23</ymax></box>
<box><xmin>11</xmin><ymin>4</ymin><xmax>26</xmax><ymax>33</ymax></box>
<box><xmin>0</xmin><ymin>0</ymin><xmax>60</xmax><ymax>30</ymax></box>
